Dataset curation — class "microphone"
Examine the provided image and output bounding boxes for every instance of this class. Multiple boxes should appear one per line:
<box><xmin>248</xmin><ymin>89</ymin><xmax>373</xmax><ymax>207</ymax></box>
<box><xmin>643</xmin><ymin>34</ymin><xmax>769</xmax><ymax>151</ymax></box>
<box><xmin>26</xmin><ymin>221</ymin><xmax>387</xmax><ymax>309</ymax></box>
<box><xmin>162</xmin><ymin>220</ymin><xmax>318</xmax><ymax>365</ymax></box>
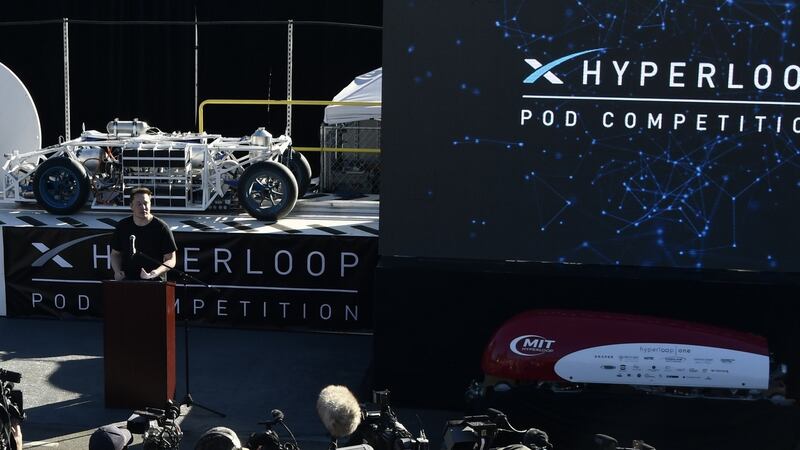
<box><xmin>317</xmin><ymin>385</ymin><xmax>362</xmax><ymax>439</ymax></box>
<box><xmin>256</xmin><ymin>409</ymin><xmax>286</xmax><ymax>427</ymax></box>
<box><xmin>129</xmin><ymin>235</ymin><xmax>137</xmax><ymax>256</ymax></box>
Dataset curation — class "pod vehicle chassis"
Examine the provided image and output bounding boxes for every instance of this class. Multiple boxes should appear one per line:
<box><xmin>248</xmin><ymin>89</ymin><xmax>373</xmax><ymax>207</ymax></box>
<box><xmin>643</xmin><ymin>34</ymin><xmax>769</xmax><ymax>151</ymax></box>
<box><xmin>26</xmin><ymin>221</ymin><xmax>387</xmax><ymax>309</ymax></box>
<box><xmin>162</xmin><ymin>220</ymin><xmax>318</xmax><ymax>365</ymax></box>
<box><xmin>0</xmin><ymin>119</ymin><xmax>312</xmax><ymax>221</ymax></box>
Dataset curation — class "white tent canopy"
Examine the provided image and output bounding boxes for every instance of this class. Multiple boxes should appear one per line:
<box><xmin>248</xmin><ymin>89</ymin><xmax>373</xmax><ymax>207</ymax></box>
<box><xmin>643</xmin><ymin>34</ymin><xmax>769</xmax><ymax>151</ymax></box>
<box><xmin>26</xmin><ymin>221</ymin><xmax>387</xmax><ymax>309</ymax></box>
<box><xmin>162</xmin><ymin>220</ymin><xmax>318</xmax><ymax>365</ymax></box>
<box><xmin>323</xmin><ymin>67</ymin><xmax>381</xmax><ymax>124</ymax></box>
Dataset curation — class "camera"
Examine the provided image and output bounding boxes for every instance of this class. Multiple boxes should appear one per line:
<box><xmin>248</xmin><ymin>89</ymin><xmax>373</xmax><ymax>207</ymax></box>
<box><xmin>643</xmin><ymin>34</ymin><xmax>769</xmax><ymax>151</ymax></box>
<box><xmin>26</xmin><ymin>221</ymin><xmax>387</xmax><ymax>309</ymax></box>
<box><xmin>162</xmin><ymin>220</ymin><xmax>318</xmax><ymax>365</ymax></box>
<box><xmin>247</xmin><ymin>409</ymin><xmax>297</xmax><ymax>450</ymax></box>
<box><xmin>347</xmin><ymin>390</ymin><xmax>429</xmax><ymax>450</ymax></box>
<box><xmin>127</xmin><ymin>400</ymin><xmax>182</xmax><ymax>450</ymax></box>
<box><xmin>442</xmin><ymin>409</ymin><xmax>552</xmax><ymax>450</ymax></box>
<box><xmin>0</xmin><ymin>368</ymin><xmax>24</xmax><ymax>450</ymax></box>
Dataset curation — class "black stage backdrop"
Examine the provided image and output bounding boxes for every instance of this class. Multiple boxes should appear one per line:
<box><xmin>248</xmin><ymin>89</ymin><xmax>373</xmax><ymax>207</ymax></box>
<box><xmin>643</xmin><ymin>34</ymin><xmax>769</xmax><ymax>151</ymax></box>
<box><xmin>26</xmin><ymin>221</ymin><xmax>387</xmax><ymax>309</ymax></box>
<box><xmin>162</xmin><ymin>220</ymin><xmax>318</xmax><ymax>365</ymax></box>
<box><xmin>0</xmin><ymin>0</ymin><xmax>382</xmax><ymax>158</ymax></box>
<box><xmin>376</xmin><ymin>3</ymin><xmax>800</xmax><ymax>448</ymax></box>
<box><xmin>373</xmin><ymin>259</ymin><xmax>800</xmax><ymax>450</ymax></box>
<box><xmin>3</xmin><ymin>227</ymin><xmax>377</xmax><ymax>332</ymax></box>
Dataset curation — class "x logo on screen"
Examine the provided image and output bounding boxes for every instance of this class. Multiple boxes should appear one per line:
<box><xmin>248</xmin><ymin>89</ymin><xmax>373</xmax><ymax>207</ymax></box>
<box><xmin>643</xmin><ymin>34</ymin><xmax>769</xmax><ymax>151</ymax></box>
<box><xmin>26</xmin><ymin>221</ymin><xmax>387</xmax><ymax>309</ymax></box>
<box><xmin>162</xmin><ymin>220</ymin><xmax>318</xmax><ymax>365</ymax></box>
<box><xmin>524</xmin><ymin>48</ymin><xmax>605</xmax><ymax>84</ymax></box>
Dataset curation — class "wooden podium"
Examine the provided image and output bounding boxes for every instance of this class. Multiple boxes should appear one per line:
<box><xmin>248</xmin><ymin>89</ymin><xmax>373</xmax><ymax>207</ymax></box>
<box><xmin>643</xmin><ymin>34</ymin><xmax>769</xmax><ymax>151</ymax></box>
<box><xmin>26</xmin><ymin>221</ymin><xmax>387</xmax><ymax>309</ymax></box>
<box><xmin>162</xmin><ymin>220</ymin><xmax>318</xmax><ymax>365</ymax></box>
<box><xmin>102</xmin><ymin>280</ymin><xmax>176</xmax><ymax>409</ymax></box>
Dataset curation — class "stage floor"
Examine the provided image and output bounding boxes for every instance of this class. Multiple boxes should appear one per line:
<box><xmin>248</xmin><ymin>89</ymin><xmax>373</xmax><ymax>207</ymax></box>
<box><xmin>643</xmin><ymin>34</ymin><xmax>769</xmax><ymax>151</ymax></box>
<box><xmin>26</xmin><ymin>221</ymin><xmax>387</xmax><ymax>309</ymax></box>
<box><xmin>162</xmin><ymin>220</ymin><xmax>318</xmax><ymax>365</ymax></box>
<box><xmin>0</xmin><ymin>317</ymin><xmax>458</xmax><ymax>450</ymax></box>
<box><xmin>0</xmin><ymin>193</ymin><xmax>379</xmax><ymax>236</ymax></box>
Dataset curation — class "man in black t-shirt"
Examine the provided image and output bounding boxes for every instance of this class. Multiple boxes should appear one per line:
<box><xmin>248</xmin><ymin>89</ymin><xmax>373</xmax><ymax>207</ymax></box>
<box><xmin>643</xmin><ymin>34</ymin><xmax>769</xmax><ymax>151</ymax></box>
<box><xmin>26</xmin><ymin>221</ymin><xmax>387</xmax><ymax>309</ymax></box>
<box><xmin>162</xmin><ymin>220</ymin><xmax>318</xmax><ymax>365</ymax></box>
<box><xmin>110</xmin><ymin>187</ymin><xmax>177</xmax><ymax>281</ymax></box>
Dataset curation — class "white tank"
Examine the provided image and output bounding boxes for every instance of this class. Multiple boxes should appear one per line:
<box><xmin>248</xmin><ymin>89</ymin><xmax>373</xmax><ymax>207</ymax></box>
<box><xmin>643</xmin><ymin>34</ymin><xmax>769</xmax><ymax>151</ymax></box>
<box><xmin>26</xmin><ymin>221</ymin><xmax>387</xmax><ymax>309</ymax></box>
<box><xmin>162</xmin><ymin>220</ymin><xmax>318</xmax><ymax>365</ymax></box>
<box><xmin>250</xmin><ymin>127</ymin><xmax>272</xmax><ymax>146</ymax></box>
<box><xmin>106</xmin><ymin>118</ymin><xmax>150</xmax><ymax>136</ymax></box>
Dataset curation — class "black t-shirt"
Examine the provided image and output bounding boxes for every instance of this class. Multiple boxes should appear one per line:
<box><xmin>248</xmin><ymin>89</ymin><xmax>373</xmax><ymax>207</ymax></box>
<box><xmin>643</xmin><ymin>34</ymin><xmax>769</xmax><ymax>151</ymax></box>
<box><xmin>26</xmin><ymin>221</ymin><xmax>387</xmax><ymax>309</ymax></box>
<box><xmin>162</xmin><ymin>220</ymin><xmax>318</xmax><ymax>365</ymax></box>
<box><xmin>111</xmin><ymin>216</ymin><xmax>178</xmax><ymax>281</ymax></box>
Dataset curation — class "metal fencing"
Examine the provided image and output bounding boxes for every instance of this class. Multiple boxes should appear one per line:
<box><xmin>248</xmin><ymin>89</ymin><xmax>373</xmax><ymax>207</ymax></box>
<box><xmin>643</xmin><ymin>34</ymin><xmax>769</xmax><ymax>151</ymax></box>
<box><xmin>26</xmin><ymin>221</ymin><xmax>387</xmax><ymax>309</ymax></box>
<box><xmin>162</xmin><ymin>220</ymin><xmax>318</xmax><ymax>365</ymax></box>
<box><xmin>320</xmin><ymin>120</ymin><xmax>381</xmax><ymax>194</ymax></box>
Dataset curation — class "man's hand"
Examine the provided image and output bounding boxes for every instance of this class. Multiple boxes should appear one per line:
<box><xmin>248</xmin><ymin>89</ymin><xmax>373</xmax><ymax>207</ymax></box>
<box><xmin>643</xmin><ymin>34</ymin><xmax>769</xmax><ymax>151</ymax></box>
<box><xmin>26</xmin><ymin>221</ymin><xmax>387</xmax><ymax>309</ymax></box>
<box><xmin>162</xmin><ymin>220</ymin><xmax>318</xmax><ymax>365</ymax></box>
<box><xmin>140</xmin><ymin>268</ymin><xmax>158</xmax><ymax>280</ymax></box>
<box><xmin>111</xmin><ymin>249</ymin><xmax>125</xmax><ymax>281</ymax></box>
<box><xmin>10</xmin><ymin>417</ymin><xmax>22</xmax><ymax>450</ymax></box>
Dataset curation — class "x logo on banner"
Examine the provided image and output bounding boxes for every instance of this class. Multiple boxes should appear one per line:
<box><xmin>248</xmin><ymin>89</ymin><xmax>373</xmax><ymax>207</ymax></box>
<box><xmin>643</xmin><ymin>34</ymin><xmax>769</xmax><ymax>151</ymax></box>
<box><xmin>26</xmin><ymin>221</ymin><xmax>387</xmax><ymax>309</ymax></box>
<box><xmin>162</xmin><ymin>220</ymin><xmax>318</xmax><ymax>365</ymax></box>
<box><xmin>32</xmin><ymin>243</ymin><xmax>73</xmax><ymax>268</ymax></box>
<box><xmin>29</xmin><ymin>233</ymin><xmax>111</xmax><ymax>268</ymax></box>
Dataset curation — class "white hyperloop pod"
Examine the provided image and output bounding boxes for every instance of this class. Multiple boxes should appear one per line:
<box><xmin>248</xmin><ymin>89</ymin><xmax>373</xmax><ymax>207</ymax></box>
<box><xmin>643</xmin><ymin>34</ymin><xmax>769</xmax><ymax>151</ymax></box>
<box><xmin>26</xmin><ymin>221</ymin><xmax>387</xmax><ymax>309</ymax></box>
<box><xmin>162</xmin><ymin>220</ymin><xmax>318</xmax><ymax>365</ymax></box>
<box><xmin>477</xmin><ymin>309</ymin><xmax>790</xmax><ymax>402</ymax></box>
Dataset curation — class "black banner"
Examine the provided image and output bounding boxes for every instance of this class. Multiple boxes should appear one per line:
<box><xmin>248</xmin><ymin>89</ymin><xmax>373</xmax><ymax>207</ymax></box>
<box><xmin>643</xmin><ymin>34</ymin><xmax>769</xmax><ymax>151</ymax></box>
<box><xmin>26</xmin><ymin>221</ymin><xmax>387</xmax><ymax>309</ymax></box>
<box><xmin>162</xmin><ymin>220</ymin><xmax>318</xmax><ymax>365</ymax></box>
<box><xmin>3</xmin><ymin>227</ymin><xmax>377</xmax><ymax>332</ymax></box>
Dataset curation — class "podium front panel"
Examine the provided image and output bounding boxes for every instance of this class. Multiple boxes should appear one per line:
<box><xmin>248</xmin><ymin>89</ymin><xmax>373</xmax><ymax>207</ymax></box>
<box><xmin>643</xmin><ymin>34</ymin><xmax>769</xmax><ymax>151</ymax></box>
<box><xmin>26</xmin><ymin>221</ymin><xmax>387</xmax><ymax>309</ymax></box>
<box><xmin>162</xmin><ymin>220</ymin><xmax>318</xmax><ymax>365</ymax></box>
<box><xmin>102</xmin><ymin>280</ymin><xmax>176</xmax><ymax>409</ymax></box>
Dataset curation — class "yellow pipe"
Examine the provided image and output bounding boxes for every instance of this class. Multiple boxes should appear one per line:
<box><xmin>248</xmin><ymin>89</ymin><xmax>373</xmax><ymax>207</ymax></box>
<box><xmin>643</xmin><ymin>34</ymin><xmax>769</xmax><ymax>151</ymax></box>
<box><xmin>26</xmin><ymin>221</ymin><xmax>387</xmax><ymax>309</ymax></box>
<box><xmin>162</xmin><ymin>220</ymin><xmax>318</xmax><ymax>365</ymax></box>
<box><xmin>296</xmin><ymin>147</ymin><xmax>381</xmax><ymax>154</ymax></box>
<box><xmin>198</xmin><ymin>98</ymin><xmax>381</xmax><ymax>133</ymax></box>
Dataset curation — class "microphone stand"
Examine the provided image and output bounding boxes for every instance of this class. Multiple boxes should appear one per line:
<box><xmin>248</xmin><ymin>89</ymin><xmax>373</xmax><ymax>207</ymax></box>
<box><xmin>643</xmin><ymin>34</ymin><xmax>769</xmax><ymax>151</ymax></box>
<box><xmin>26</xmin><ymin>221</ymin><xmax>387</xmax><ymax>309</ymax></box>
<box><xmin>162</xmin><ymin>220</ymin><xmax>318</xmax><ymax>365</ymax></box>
<box><xmin>133</xmin><ymin>250</ymin><xmax>226</xmax><ymax>418</ymax></box>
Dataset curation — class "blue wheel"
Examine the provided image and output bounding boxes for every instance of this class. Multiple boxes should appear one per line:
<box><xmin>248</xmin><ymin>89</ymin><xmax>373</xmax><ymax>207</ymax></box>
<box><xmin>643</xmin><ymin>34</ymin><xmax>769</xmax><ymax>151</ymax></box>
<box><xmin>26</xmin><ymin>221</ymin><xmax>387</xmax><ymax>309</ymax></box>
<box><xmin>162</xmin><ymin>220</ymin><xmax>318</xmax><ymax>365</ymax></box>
<box><xmin>32</xmin><ymin>157</ymin><xmax>90</xmax><ymax>214</ymax></box>
<box><xmin>237</xmin><ymin>161</ymin><xmax>298</xmax><ymax>221</ymax></box>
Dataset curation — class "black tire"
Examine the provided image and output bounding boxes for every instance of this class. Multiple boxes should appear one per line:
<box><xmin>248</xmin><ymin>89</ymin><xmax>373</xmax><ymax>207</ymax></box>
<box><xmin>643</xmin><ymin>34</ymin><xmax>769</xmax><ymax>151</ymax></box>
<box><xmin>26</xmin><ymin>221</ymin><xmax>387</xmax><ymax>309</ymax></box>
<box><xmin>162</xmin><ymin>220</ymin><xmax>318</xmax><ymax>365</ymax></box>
<box><xmin>32</xmin><ymin>157</ymin><xmax>90</xmax><ymax>214</ymax></box>
<box><xmin>238</xmin><ymin>161</ymin><xmax>298</xmax><ymax>221</ymax></box>
<box><xmin>286</xmin><ymin>149</ymin><xmax>312</xmax><ymax>198</ymax></box>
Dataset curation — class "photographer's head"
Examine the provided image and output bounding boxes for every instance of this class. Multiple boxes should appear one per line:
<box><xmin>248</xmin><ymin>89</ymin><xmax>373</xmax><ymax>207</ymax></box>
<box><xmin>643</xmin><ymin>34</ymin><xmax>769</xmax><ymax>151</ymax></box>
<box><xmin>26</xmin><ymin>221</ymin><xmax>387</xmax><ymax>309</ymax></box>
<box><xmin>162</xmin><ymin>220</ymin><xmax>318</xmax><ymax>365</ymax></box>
<box><xmin>195</xmin><ymin>427</ymin><xmax>242</xmax><ymax>450</ymax></box>
<box><xmin>89</xmin><ymin>425</ymin><xmax>133</xmax><ymax>450</ymax></box>
<box><xmin>316</xmin><ymin>385</ymin><xmax>361</xmax><ymax>439</ymax></box>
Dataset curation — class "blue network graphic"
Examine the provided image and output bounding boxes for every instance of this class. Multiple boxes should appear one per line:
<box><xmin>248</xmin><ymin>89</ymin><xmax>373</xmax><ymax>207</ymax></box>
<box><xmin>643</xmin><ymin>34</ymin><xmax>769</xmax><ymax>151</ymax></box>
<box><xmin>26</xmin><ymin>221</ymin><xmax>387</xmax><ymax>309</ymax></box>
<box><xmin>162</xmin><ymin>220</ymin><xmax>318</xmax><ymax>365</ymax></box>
<box><xmin>495</xmin><ymin>1</ymin><xmax>800</xmax><ymax>269</ymax></box>
<box><xmin>445</xmin><ymin>1</ymin><xmax>800</xmax><ymax>270</ymax></box>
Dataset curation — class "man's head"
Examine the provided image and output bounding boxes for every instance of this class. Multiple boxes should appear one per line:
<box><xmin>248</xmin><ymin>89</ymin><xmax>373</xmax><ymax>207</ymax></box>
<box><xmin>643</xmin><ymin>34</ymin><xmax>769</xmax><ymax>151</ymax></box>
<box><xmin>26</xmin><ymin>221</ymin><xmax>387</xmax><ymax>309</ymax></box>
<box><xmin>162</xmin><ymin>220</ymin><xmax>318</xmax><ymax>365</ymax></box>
<box><xmin>130</xmin><ymin>187</ymin><xmax>153</xmax><ymax>221</ymax></box>
<box><xmin>89</xmin><ymin>425</ymin><xmax>133</xmax><ymax>450</ymax></box>
<box><xmin>194</xmin><ymin>427</ymin><xmax>241</xmax><ymax>450</ymax></box>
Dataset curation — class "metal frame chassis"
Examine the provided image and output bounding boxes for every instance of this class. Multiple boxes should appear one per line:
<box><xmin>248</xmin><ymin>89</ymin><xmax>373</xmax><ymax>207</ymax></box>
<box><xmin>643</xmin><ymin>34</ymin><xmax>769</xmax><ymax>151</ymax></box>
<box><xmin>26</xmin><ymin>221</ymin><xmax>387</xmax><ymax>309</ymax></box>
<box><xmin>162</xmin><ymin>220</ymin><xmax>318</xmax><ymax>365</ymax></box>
<box><xmin>0</xmin><ymin>132</ymin><xmax>292</xmax><ymax>212</ymax></box>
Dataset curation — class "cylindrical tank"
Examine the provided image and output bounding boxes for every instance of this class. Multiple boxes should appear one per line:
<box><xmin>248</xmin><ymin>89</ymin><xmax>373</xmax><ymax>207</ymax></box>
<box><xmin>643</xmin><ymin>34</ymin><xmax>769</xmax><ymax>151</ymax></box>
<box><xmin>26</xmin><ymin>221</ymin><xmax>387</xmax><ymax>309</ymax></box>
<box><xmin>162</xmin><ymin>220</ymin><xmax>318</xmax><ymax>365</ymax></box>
<box><xmin>250</xmin><ymin>127</ymin><xmax>272</xmax><ymax>147</ymax></box>
<box><xmin>107</xmin><ymin>118</ymin><xmax>150</xmax><ymax>136</ymax></box>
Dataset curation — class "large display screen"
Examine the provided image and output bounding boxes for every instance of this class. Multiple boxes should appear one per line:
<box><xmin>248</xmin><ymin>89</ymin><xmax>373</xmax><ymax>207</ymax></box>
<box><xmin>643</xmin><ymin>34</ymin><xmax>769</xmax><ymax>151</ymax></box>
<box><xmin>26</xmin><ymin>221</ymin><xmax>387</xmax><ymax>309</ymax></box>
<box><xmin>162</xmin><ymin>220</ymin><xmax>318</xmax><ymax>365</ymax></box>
<box><xmin>381</xmin><ymin>1</ymin><xmax>800</xmax><ymax>271</ymax></box>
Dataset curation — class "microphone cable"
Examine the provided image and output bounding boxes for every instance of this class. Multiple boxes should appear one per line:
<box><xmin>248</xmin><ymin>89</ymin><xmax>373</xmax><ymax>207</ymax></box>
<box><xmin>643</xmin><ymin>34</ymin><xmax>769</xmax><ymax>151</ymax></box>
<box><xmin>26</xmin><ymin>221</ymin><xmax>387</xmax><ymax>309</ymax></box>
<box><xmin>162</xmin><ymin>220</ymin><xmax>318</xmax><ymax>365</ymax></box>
<box><xmin>278</xmin><ymin>420</ymin><xmax>299</xmax><ymax>450</ymax></box>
